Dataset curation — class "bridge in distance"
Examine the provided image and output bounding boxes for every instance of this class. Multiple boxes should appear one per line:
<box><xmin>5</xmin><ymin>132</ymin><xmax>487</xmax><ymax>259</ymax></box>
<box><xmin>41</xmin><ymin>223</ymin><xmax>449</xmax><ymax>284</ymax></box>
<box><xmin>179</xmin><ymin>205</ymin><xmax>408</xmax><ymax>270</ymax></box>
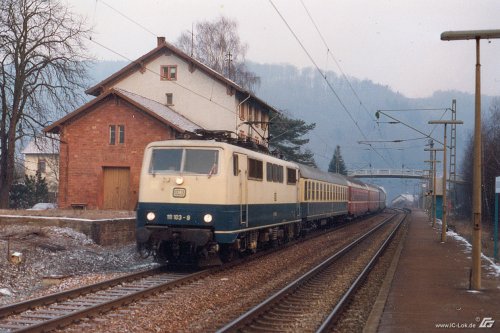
<box><xmin>347</xmin><ymin>169</ymin><xmax>465</xmax><ymax>183</ymax></box>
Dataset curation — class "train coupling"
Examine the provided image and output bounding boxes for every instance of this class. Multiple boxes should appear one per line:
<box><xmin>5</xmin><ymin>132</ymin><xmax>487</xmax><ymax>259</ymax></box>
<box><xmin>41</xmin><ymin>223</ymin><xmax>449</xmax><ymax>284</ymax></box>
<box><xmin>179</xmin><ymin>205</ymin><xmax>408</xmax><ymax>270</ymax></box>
<box><xmin>198</xmin><ymin>243</ymin><xmax>222</xmax><ymax>267</ymax></box>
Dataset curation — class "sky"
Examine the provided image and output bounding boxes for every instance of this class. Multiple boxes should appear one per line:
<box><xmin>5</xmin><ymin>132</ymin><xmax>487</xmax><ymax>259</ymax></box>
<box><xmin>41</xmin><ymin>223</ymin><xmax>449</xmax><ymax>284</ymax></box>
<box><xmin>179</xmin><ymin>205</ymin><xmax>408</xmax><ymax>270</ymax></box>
<box><xmin>67</xmin><ymin>0</ymin><xmax>500</xmax><ymax>99</ymax></box>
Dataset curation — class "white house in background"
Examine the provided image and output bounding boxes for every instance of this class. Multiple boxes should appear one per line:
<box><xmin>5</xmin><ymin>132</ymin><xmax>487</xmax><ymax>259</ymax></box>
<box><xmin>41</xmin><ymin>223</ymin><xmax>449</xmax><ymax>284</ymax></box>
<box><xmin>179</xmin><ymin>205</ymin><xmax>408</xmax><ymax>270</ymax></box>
<box><xmin>84</xmin><ymin>37</ymin><xmax>276</xmax><ymax>145</ymax></box>
<box><xmin>22</xmin><ymin>135</ymin><xmax>60</xmax><ymax>194</ymax></box>
<box><xmin>42</xmin><ymin>37</ymin><xmax>279</xmax><ymax>210</ymax></box>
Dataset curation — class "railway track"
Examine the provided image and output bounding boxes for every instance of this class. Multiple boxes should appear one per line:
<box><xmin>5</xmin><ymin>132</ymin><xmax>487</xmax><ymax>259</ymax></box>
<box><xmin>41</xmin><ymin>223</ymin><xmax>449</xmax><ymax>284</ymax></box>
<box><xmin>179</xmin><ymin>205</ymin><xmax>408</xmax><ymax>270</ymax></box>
<box><xmin>0</xmin><ymin>266</ymin><xmax>208</xmax><ymax>333</ymax></box>
<box><xmin>216</xmin><ymin>210</ymin><xmax>407</xmax><ymax>333</ymax></box>
<box><xmin>0</xmin><ymin>212</ymin><xmax>392</xmax><ymax>332</ymax></box>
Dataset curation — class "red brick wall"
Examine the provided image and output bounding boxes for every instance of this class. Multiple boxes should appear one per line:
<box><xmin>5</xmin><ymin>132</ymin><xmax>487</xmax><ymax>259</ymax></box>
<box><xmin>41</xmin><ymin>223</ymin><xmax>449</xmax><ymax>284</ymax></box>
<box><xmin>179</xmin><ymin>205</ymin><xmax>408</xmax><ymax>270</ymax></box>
<box><xmin>58</xmin><ymin>96</ymin><xmax>175</xmax><ymax>209</ymax></box>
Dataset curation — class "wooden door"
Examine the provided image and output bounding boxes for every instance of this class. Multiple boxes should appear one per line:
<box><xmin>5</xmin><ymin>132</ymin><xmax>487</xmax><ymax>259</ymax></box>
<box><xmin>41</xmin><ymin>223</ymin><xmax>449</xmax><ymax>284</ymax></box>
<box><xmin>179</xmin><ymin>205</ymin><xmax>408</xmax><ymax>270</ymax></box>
<box><xmin>103</xmin><ymin>167</ymin><xmax>130</xmax><ymax>210</ymax></box>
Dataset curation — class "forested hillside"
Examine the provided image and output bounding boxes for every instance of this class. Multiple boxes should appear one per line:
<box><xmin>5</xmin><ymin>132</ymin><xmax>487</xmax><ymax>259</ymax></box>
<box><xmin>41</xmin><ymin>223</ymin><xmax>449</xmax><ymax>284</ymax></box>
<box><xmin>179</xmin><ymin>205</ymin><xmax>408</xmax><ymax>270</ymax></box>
<box><xmin>87</xmin><ymin>60</ymin><xmax>498</xmax><ymax>200</ymax></box>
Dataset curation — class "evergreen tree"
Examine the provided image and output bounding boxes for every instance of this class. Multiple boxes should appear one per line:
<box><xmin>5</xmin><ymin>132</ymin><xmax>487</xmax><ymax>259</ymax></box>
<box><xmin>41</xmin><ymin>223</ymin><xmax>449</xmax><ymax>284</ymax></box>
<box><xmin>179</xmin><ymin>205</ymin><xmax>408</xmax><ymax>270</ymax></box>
<box><xmin>268</xmin><ymin>112</ymin><xmax>316</xmax><ymax>166</ymax></box>
<box><xmin>328</xmin><ymin>145</ymin><xmax>348</xmax><ymax>175</ymax></box>
<box><xmin>9</xmin><ymin>172</ymin><xmax>49</xmax><ymax>208</ymax></box>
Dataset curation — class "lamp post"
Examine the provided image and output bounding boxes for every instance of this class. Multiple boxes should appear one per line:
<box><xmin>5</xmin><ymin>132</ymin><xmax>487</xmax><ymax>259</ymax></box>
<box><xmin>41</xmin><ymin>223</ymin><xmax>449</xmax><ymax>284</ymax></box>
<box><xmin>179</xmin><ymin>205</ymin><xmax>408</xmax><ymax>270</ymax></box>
<box><xmin>428</xmin><ymin>120</ymin><xmax>463</xmax><ymax>242</ymax></box>
<box><xmin>441</xmin><ymin>29</ymin><xmax>500</xmax><ymax>289</ymax></box>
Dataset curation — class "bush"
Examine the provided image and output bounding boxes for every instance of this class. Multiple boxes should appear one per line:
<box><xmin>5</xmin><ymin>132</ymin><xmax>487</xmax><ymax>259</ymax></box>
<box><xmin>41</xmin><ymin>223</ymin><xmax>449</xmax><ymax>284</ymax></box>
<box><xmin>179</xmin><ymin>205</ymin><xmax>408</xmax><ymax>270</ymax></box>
<box><xmin>9</xmin><ymin>172</ymin><xmax>49</xmax><ymax>209</ymax></box>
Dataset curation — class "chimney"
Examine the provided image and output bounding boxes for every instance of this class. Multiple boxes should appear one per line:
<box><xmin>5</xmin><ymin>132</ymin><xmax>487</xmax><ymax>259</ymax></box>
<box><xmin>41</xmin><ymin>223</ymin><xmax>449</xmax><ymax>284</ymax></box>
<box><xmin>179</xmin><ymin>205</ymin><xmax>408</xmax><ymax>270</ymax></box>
<box><xmin>157</xmin><ymin>36</ymin><xmax>166</xmax><ymax>47</ymax></box>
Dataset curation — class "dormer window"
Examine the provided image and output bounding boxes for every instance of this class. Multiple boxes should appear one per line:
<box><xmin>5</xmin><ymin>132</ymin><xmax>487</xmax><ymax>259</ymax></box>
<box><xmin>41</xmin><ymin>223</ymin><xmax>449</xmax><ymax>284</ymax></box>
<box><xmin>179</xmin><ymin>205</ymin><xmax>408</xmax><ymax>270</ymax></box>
<box><xmin>161</xmin><ymin>65</ymin><xmax>177</xmax><ymax>80</ymax></box>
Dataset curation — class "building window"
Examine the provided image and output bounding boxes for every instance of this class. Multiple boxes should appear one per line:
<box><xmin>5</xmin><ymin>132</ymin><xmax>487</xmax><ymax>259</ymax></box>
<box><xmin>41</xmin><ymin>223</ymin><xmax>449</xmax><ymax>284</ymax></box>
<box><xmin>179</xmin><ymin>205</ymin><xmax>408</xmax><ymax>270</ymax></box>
<box><xmin>161</xmin><ymin>65</ymin><xmax>177</xmax><ymax>80</ymax></box>
<box><xmin>261</xmin><ymin>113</ymin><xmax>268</xmax><ymax>131</ymax></box>
<box><xmin>110</xmin><ymin>125</ymin><xmax>125</xmax><ymax>145</ymax></box>
<box><xmin>248</xmin><ymin>106</ymin><xmax>254</xmax><ymax>122</ymax></box>
<box><xmin>37</xmin><ymin>159</ymin><xmax>46</xmax><ymax>174</ymax></box>
<box><xmin>254</xmin><ymin>109</ymin><xmax>261</xmax><ymax>128</ymax></box>
<box><xmin>118</xmin><ymin>125</ymin><xmax>125</xmax><ymax>144</ymax></box>
<box><xmin>239</xmin><ymin>104</ymin><xmax>246</xmax><ymax>120</ymax></box>
<box><xmin>166</xmin><ymin>93</ymin><xmax>173</xmax><ymax>105</ymax></box>
<box><xmin>109</xmin><ymin>125</ymin><xmax>116</xmax><ymax>145</ymax></box>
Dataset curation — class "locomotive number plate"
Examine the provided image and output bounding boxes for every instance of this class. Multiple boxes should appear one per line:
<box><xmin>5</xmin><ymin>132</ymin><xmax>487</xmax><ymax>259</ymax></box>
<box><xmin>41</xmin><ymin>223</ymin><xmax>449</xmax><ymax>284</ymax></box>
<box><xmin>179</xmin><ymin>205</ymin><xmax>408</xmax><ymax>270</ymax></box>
<box><xmin>172</xmin><ymin>187</ymin><xmax>186</xmax><ymax>198</ymax></box>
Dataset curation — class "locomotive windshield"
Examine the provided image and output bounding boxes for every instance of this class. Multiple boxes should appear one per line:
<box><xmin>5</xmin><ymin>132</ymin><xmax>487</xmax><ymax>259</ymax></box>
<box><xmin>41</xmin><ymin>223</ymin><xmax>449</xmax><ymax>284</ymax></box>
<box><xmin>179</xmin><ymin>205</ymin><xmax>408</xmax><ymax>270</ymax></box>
<box><xmin>149</xmin><ymin>148</ymin><xmax>219</xmax><ymax>175</ymax></box>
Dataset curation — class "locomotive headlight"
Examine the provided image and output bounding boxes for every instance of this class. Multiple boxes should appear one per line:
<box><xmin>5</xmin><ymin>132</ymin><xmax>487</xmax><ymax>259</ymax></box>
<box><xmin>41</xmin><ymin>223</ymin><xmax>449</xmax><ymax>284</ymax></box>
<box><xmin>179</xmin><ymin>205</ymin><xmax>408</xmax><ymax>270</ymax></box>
<box><xmin>146</xmin><ymin>212</ymin><xmax>156</xmax><ymax>221</ymax></box>
<box><xmin>175</xmin><ymin>176</ymin><xmax>184</xmax><ymax>185</ymax></box>
<box><xmin>203</xmin><ymin>214</ymin><xmax>213</xmax><ymax>223</ymax></box>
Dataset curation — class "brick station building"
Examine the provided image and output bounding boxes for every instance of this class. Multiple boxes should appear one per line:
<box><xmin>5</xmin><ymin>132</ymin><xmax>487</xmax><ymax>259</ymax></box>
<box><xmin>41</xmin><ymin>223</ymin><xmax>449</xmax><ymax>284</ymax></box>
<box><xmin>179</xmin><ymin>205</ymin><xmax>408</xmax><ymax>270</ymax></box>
<box><xmin>44</xmin><ymin>88</ymin><xmax>201</xmax><ymax>210</ymax></box>
<box><xmin>44</xmin><ymin>37</ymin><xmax>276</xmax><ymax>210</ymax></box>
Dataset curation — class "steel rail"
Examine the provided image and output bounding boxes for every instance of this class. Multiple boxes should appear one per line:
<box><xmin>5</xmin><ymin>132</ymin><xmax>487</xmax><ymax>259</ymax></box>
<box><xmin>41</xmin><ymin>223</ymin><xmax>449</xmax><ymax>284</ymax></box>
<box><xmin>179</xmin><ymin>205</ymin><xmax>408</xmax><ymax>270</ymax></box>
<box><xmin>216</xmin><ymin>212</ymin><xmax>398</xmax><ymax>333</ymax></box>
<box><xmin>0</xmin><ymin>266</ymin><xmax>164</xmax><ymax>319</ymax></box>
<box><xmin>0</xmin><ymin>212</ymin><xmax>387</xmax><ymax>333</ymax></box>
<box><xmin>315</xmin><ymin>210</ymin><xmax>408</xmax><ymax>332</ymax></box>
<box><xmin>1</xmin><ymin>268</ymin><xmax>211</xmax><ymax>333</ymax></box>
<box><xmin>0</xmin><ymin>218</ymin><xmax>361</xmax><ymax>332</ymax></box>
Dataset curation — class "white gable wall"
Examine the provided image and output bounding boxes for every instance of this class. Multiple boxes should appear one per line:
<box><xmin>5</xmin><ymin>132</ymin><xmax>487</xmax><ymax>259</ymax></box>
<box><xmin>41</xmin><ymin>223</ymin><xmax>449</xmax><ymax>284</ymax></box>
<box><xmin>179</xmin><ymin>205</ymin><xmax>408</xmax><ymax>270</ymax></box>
<box><xmin>113</xmin><ymin>53</ymin><xmax>254</xmax><ymax>138</ymax></box>
<box><xmin>24</xmin><ymin>154</ymin><xmax>59</xmax><ymax>193</ymax></box>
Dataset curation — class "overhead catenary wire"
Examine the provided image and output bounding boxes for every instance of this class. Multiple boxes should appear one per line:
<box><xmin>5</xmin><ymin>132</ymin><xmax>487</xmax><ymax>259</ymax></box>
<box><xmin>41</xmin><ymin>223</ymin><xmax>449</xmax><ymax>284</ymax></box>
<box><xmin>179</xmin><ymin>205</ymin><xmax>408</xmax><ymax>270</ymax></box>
<box><xmin>91</xmin><ymin>1</ymin><xmax>391</xmax><ymax>166</ymax></box>
<box><xmin>268</xmin><ymin>0</ymin><xmax>392</xmax><ymax>167</ymax></box>
<box><xmin>96</xmin><ymin>0</ymin><xmax>157</xmax><ymax>37</ymax></box>
<box><xmin>376</xmin><ymin>107</ymin><xmax>452</xmax><ymax>146</ymax></box>
<box><xmin>88</xmin><ymin>37</ymin><xmax>239</xmax><ymax>118</ymax></box>
<box><xmin>268</xmin><ymin>0</ymin><xmax>362</xmax><ymax>137</ymax></box>
<box><xmin>87</xmin><ymin>1</ymin><xmax>308</xmax><ymax>149</ymax></box>
<box><xmin>299</xmin><ymin>0</ymin><xmax>375</xmax><ymax>123</ymax></box>
<box><xmin>298</xmin><ymin>0</ymin><xmax>394</xmax><ymax>164</ymax></box>
<box><xmin>89</xmin><ymin>37</ymin><xmax>319</xmax><ymax>150</ymax></box>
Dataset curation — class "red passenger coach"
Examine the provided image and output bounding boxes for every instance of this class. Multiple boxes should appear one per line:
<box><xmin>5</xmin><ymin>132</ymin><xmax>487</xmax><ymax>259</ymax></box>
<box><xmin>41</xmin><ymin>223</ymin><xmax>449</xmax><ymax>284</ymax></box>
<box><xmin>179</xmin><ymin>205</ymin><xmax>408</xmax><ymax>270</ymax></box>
<box><xmin>346</xmin><ymin>177</ymin><xmax>369</xmax><ymax>217</ymax></box>
<box><xmin>367</xmin><ymin>184</ymin><xmax>381</xmax><ymax>213</ymax></box>
<box><xmin>346</xmin><ymin>177</ymin><xmax>386</xmax><ymax>217</ymax></box>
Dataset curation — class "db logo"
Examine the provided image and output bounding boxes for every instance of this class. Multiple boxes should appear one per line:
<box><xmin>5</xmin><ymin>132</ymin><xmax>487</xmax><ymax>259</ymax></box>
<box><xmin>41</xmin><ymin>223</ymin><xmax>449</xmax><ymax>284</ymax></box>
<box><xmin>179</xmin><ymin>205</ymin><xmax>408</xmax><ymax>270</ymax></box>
<box><xmin>479</xmin><ymin>317</ymin><xmax>495</xmax><ymax>328</ymax></box>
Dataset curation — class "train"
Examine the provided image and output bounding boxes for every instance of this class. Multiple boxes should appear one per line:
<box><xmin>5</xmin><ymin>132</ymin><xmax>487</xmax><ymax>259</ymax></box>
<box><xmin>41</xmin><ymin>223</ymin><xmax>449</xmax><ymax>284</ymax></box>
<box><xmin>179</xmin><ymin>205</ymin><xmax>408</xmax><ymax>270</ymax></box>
<box><xmin>136</xmin><ymin>139</ymin><xmax>386</xmax><ymax>265</ymax></box>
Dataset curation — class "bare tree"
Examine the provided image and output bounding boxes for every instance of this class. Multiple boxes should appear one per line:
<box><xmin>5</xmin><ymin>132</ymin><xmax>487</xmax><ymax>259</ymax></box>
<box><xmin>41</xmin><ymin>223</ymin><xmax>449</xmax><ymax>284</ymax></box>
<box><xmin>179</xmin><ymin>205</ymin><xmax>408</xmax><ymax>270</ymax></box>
<box><xmin>0</xmin><ymin>0</ymin><xmax>91</xmax><ymax>208</ymax></box>
<box><xmin>459</xmin><ymin>97</ymin><xmax>500</xmax><ymax>222</ymax></box>
<box><xmin>176</xmin><ymin>16</ymin><xmax>260</xmax><ymax>92</ymax></box>
<box><xmin>482</xmin><ymin>97</ymin><xmax>500</xmax><ymax>223</ymax></box>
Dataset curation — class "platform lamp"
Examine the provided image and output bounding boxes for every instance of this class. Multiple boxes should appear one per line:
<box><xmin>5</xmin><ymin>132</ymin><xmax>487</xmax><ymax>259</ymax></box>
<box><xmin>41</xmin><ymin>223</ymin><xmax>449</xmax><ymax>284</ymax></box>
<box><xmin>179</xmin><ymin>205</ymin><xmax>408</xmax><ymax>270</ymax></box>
<box><xmin>428</xmin><ymin>120</ymin><xmax>463</xmax><ymax>243</ymax></box>
<box><xmin>441</xmin><ymin>29</ymin><xmax>500</xmax><ymax>290</ymax></box>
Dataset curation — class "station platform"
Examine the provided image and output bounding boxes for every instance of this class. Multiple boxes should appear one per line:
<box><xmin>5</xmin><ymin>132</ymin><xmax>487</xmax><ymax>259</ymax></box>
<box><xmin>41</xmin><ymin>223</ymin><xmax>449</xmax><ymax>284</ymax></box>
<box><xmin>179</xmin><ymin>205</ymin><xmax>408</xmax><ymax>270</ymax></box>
<box><xmin>368</xmin><ymin>209</ymin><xmax>500</xmax><ymax>332</ymax></box>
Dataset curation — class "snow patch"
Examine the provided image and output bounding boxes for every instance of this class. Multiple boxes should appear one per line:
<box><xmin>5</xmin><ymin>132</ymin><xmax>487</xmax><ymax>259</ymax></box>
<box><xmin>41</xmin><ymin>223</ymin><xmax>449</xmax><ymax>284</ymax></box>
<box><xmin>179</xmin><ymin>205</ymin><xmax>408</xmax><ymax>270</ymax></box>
<box><xmin>43</xmin><ymin>226</ymin><xmax>94</xmax><ymax>245</ymax></box>
<box><xmin>433</xmin><ymin>219</ymin><xmax>500</xmax><ymax>277</ymax></box>
<box><xmin>0</xmin><ymin>288</ymin><xmax>13</xmax><ymax>297</ymax></box>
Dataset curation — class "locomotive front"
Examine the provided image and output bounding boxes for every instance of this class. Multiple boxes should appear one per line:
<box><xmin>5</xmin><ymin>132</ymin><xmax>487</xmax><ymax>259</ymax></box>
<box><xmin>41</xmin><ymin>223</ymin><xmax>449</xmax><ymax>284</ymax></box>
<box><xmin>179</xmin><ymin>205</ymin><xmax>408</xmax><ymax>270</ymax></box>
<box><xmin>136</xmin><ymin>140</ymin><xmax>230</xmax><ymax>265</ymax></box>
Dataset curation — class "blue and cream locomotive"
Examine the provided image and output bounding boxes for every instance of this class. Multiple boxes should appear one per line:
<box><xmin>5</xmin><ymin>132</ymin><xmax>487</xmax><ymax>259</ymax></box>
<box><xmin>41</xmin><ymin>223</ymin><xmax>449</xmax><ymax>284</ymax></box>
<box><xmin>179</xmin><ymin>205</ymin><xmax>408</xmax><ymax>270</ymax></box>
<box><xmin>136</xmin><ymin>139</ymin><xmax>385</xmax><ymax>264</ymax></box>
